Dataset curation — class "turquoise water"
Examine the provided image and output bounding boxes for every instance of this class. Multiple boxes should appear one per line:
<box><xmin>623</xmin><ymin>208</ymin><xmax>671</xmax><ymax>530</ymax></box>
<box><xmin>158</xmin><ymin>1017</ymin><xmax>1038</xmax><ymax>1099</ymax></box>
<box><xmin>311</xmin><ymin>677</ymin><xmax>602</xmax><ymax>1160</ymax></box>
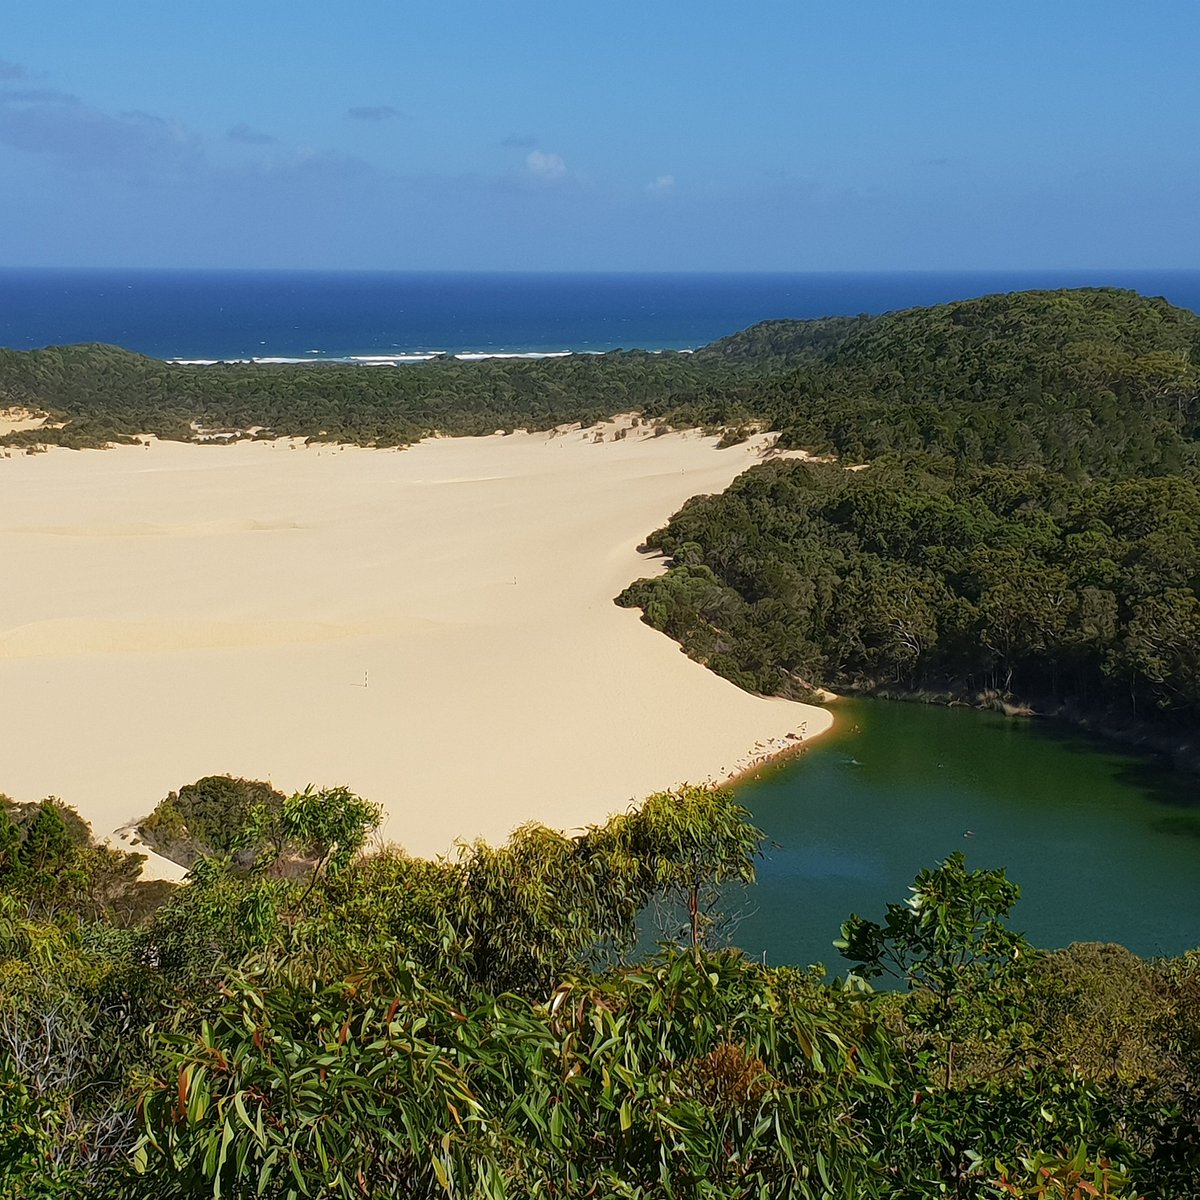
<box><xmin>730</xmin><ymin>699</ymin><xmax>1199</xmax><ymax>969</ymax></box>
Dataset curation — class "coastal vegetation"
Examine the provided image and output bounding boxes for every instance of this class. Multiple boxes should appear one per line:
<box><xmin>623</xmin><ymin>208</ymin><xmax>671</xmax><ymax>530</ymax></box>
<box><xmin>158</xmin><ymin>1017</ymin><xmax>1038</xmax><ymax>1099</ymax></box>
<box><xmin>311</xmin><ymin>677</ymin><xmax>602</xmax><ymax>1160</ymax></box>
<box><xmin>2</xmin><ymin>783</ymin><xmax>1197</xmax><ymax>1197</ymax></box>
<box><xmin>734</xmin><ymin>288</ymin><xmax>1200</xmax><ymax>477</ymax></box>
<box><xmin>4</xmin><ymin>288</ymin><xmax>1195</xmax><ymax>471</ymax></box>
<box><xmin>634</xmin><ymin>289</ymin><xmax>1199</xmax><ymax>736</ymax></box>
<box><xmin>3</xmin><ymin>286</ymin><xmax>1199</xmax><ymax>1193</ymax></box>
<box><xmin>0</xmin><ymin>342</ymin><xmax>713</xmax><ymax>449</ymax></box>
<box><xmin>137</xmin><ymin>776</ymin><xmax>290</xmax><ymax>869</ymax></box>
<box><xmin>617</xmin><ymin>459</ymin><xmax>1200</xmax><ymax>730</ymax></box>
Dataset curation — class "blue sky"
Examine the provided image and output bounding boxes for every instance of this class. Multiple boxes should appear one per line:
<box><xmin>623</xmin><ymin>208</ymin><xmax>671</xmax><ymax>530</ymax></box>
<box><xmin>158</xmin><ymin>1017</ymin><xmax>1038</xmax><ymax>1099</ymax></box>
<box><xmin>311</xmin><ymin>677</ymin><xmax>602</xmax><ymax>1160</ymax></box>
<box><xmin>2</xmin><ymin>1</ymin><xmax>1198</xmax><ymax>270</ymax></box>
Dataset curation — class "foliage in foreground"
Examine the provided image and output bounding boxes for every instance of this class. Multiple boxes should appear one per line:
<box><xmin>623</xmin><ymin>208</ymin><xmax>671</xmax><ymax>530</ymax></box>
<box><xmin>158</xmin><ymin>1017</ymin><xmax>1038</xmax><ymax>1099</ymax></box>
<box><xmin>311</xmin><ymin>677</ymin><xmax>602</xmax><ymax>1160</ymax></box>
<box><xmin>1</xmin><ymin>784</ymin><xmax>1197</xmax><ymax>1197</ymax></box>
<box><xmin>136</xmin><ymin>952</ymin><xmax>888</xmax><ymax>1199</ymax></box>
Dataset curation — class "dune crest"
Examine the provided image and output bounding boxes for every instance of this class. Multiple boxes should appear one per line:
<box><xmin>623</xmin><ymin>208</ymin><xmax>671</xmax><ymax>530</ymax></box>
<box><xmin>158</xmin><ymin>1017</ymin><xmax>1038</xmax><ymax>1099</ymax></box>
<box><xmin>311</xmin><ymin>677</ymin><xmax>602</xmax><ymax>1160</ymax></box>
<box><xmin>0</xmin><ymin>423</ymin><xmax>831</xmax><ymax>875</ymax></box>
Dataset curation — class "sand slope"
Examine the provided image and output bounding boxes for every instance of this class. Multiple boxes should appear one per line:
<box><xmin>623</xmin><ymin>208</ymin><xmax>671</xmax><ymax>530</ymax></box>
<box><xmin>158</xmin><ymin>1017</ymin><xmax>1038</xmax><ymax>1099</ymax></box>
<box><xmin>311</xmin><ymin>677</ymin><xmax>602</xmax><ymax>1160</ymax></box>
<box><xmin>0</xmin><ymin>422</ymin><xmax>831</xmax><ymax>874</ymax></box>
<box><xmin>0</xmin><ymin>407</ymin><xmax>48</xmax><ymax>436</ymax></box>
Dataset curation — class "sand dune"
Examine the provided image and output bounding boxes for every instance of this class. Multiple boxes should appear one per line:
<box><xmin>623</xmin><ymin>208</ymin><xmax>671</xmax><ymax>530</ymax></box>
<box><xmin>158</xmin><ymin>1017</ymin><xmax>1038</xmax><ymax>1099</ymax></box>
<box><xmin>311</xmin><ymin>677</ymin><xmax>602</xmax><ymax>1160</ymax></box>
<box><xmin>0</xmin><ymin>615</ymin><xmax>440</xmax><ymax>658</ymax></box>
<box><xmin>1</xmin><ymin>518</ymin><xmax>306</xmax><ymax>538</ymax></box>
<box><xmin>0</xmin><ymin>421</ymin><xmax>832</xmax><ymax>875</ymax></box>
<box><xmin>0</xmin><ymin>407</ymin><xmax>48</xmax><ymax>436</ymax></box>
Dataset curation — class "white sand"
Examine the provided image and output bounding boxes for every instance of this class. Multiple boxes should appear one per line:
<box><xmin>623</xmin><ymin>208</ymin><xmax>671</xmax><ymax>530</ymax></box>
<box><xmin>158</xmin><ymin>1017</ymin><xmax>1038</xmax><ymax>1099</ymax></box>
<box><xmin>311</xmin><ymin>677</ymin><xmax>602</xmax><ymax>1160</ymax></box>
<box><xmin>0</xmin><ymin>407</ymin><xmax>48</xmax><ymax>437</ymax></box>
<box><xmin>0</xmin><ymin>422</ymin><xmax>832</xmax><ymax>876</ymax></box>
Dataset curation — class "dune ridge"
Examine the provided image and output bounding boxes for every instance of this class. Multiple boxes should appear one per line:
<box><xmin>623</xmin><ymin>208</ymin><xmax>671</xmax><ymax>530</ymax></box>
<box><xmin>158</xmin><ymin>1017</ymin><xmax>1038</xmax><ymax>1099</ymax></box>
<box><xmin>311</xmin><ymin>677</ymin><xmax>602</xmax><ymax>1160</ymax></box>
<box><xmin>0</xmin><ymin>420</ymin><xmax>832</xmax><ymax>876</ymax></box>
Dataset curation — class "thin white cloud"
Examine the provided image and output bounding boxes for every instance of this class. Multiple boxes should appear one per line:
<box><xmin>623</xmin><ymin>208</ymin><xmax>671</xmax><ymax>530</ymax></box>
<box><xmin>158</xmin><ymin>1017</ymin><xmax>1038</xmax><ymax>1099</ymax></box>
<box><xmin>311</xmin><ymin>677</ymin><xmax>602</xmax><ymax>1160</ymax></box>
<box><xmin>647</xmin><ymin>174</ymin><xmax>675</xmax><ymax>193</ymax></box>
<box><xmin>526</xmin><ymin>149</ymin><xmax>566</xmax><ymax>181</ymax></box>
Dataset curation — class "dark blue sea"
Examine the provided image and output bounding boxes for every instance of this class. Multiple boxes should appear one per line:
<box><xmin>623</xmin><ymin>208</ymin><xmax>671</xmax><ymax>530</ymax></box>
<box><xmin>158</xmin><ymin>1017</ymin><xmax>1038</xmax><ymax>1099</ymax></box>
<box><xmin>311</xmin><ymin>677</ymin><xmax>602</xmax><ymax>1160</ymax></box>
<box><xmin>2</xmin><ymin>269</ymin><xmax>1199</xmax><ymax>363</ymax></box>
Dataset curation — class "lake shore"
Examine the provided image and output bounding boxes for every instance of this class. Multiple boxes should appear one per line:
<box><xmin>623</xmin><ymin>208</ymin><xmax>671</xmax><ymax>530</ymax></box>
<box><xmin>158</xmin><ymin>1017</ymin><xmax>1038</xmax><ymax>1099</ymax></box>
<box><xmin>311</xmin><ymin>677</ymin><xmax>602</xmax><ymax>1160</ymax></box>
<box><xmin>0</xmin><ymin>420</ymin><xmax>832</xmax><ymax>877</ymax></box>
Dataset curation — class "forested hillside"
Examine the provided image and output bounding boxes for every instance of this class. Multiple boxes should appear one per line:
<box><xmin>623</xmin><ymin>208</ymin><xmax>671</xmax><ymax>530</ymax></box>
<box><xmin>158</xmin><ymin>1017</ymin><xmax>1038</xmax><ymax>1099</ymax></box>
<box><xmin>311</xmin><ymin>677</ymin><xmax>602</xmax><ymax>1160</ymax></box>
<box><xmin>618</xmin><ymin>459</ymin><xmax>1200</xmax><ymax>728</ymax></box>
<box><xmin>694</xmin><ymin>312</ymin><xmax>874</xmax><ymax>367</ymax></box>
<box><xmin>616</xmin><ymin>289</ymin><xmax>1200</xmax><ymax>734</ymax></box>
<box><xmin>726</xmin><ymin>288</ymin><xmax>1200</xmax><ymax>475</ymax></box>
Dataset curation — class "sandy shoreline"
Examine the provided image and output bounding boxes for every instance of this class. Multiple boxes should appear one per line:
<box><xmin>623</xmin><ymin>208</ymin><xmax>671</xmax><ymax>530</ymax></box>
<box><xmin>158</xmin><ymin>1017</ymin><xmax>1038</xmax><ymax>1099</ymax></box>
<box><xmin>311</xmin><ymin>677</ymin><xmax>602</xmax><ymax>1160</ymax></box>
<box><xmin>0</xmin><ymin>420</ymin><xmax>832</xmax><ymax>877</ymax></box>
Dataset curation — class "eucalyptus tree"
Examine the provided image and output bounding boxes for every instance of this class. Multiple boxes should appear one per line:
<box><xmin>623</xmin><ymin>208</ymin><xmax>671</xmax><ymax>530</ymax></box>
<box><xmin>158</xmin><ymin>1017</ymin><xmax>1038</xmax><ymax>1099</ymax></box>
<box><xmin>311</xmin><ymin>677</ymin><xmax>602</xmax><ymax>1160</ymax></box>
<box><xmin>836</xmin><ymin>852</ymin><xmax>1035</xmax><ymax>1088</ymax></box>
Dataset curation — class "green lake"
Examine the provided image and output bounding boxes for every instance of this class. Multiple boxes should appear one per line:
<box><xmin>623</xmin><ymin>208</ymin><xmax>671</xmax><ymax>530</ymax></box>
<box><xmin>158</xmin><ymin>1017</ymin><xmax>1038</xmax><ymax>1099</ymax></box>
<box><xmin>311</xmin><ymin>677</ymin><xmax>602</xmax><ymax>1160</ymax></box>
<box><xmin>730</xmin><ymin>698</ymin><xmax>1199</xmax><ymax>969</ymax></box>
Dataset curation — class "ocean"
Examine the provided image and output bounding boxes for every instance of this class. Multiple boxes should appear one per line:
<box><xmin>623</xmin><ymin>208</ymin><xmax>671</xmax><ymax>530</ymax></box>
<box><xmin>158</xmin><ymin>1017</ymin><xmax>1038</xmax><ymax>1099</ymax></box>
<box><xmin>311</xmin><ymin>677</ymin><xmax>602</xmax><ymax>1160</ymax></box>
<box><xmin>2</xmin><ymin>269</ymin><xmax>1199</xmax><ymax>363</ymax></box>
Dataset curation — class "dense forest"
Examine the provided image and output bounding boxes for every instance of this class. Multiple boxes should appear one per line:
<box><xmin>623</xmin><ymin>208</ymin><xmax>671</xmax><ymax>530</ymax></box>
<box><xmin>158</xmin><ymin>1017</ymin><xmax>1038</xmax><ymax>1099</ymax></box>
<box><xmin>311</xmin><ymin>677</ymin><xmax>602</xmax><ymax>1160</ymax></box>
<box><xmin>2</xmin><ymin>781</ymin><xmax>1197</xmax><ymax>1197</ymax></box>
<box><xmin>637</xmin><ymin>290</ymin><xmax>1200</xmax><ymax>735</ymax></box>
<box><xmin>618</xmin><ymin>459</ymin><xmax>1200</xmax><ymax>730</ymax></box>
<box><xmin>754</xmin><ymin>288</ymin><xmax>1200</xmax><ymax>476</ymax></box>
<box><xmin>0</xmin><ymin>342</ymin><xmax>719</xmax><ymax>449</ymax></box>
